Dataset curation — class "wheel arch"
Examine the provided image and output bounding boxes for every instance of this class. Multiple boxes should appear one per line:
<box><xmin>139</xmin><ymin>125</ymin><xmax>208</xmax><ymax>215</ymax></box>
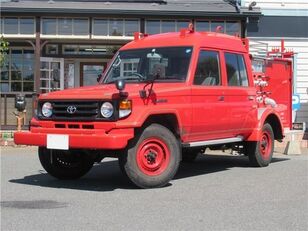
<box><xmin>264</xmin><ymin>113</ymin><xmax>284</xmax><ymax>140</ymax></box>
<box><xmin>247</xmin><ymin>109</ymin><xmax>284</xmax><ymax>142</ymax></box>
<box><xmin>140</xmin><ymin>113</ymin><xmax>181</xmax><ymax>140</ymax></box>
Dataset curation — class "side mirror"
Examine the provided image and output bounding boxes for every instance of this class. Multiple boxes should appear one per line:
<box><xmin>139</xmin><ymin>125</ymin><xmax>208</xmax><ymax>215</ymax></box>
<box><xmin>115</xmin><ymin>79</ymin><xmax>125</xmax><ymax>91</ymax></box>
<box><xmin>115</xmin><ymin>79</ymin><xmax>128</xmax><ymax>98</ymax></box>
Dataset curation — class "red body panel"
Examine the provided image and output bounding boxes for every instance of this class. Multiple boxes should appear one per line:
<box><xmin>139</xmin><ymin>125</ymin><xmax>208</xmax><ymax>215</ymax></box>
<box><xmin>15</xmin><ymin>125</ymin><xmax>134</xmax><ymax>149</ymax></box>
<box><xmin>265</xmin><ymin>59</ymin><xmax>293</xmax><ymax>129</ymax></box>
<box><xmin>14</xmin><ymin>31</ymin><xmax>288</xmax><ymax>149</ymax></box>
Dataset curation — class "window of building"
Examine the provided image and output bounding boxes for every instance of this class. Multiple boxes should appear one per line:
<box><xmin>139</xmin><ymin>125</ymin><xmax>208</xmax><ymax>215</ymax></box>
<box><xmin>1</xmin><ymin>17</ymin><xmax>35</xmax><ymax>35</ymax></box>
<box><xmin>46</xmin><ymin>44</ymin><xmax>59</xmax><ymax>55</ymax></box>
<box><xmin>211</xmin><ymin>21</ymin><xmax>224</xmax><ymax>32</ymax></box>
<box><xmin>225</xmin><ymin>21</ymin><xmax>240</xmax><ymax>35</ymax></box>
<box><xmin>125</xmin><ymin>19</ymin><xmax>139</xmax><ymax>36</ymax></box>
<box><xmin>195</xmin><ymin>20</ymin><xmax>241</xmax><ymax>35</ymax></box>
<box><xmin>73</xmin><ymin>18</ymin><xmax>89</xmax><ymax>35</ymax></box>
<box><xmin>92</xmin><ymin>18</ymin><xmax>139</xmax><ymax>37</ymax></box>
<box><xmin>4</xmin><ymin>18</ymin><xmax>18</xmax><ymax>34</ymax></box>
<box><xmin>58</xmin><ymin>18</ymin><xmax>72</xmax><ymax>35</ymax></box>
<box><xmin>161</xmin><ymin>20</ymin><xmax>176</xmax><ymax>33</ymax></box>
<box><xmin>42</xmin><ymin>18</ymin><xmax>57</xmax><ymax>35</ymax></box>
<box><xmin>20</xmin><ymin>18</ymin><xmax>35</xmax><ymax>35</ymax></box>
<box><xmin>109</xmin><ymin>19</ymin><xmax>123</xmax><ymax>36</ymax></box>
<box><xmin>146</xmin><ymin>19</ymin><xmax>190</xmax><ymax>34</ymax></box>
<box><xmin>93</xmin><ymin>19</ymin><xmax>108</xmax><ymax>36</ymax></box>
<box><xmin>0</xmin><ymin>48</ymin><xmax>34</xmax><ymax>92</ymax></box>
<box><xmin>145</xmin><ymin>20</ymin><xmax>160</xmax><ymax>34</ymax></box>
<box><xmin>194</xmin><ymin>50</ymin><xmax>221</xmax><ymax>86</ymax></box>
<box><xmin>41</xmin><ymin>17</ymin><xmax>89</xmax><ymax>36</ymax></box>
<box><xmin>176</xmin><ymin>21</ymin><xmax>190</xmax><ymax>31</ymax></box>
<box><xmin>195</xmin><ymin>21</ymin><xmax>210</xmax><ymax>32</ymax></box>
<box><xmin>62</xmin><ymin>44</ymin><xmax>121</xmax><ymax>56</ymax></box>
<box><xmin>225</xmin><ymin>53</ymin><xmax>248</xmax><ymax>87</ymax></box>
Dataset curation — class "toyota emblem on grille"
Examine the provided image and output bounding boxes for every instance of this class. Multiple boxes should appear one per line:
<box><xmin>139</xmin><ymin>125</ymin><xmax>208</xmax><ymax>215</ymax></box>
<box><xmin>67</xmin><ymin>105</ymin><xmax>77</xmax><ymax>114</ymax></box>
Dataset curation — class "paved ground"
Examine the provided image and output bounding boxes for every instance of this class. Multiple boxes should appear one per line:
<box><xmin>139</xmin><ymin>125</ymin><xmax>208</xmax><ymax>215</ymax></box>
<box><xmin>1</xmin><ymin>147</ymin><xmax>308</xmax><ymax>231</ymax></box>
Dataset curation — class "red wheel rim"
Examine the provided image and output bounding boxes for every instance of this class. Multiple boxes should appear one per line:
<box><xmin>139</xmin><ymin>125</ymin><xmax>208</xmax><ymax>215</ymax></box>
<box><xmin>259</xmin><ymin>130</ymin><xmax>272</xmax><ymax>159</ymax></box>
<box><xmin>136</xmin><ymin>137</ymin><xmax>170</xmax><ymax>176</ymax></box>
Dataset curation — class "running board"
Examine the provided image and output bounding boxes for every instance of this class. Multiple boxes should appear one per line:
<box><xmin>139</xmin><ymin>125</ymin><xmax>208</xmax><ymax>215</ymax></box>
<box><xmin>183</xmin><ymin>136</ymin><xmax>244</xmax><ymax>148</ymax></box>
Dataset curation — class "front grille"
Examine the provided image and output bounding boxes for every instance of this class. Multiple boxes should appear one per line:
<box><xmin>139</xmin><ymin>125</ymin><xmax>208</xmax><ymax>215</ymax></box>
<box><xmin>51</xmin><ymin>101</ymin><xmax>99</xmax><ymax>120</ymax></box>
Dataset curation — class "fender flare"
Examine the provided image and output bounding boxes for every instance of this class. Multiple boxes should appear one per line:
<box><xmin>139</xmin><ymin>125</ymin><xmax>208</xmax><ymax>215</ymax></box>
<box><xmin>116</xmin><ymin>108</ymin><xmax>183</xmax><ymax>131</ymax></box>
<box><xmin>246</xmin><ymin>107</ymin><xmax>284</xmax><ymax>141</ymax></box>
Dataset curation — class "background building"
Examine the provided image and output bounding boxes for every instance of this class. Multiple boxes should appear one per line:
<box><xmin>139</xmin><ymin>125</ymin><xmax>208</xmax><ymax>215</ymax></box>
<box><xmin>1</xmin><ymin>1</ymin><xmax>307</xmax><ymax>131</ymax></box>
<box><xmin>244</xmin><ymin>0</ymin><xmax>308</xmax><ymax>126</ymax></box>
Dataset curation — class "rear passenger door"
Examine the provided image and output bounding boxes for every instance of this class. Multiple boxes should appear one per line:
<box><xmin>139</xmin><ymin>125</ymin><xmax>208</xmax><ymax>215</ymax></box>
<box><xmin>190</xmin><ymin>49</ymin><xmax>233</xmax><ymax>141</ymax></box>
<box><xmin>223</xmin><ymin>52</ymin><xmax>256</xmax><ymax>137</ymax></box>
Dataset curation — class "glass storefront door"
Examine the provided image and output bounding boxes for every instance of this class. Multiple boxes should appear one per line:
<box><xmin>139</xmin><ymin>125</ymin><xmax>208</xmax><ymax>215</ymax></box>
<box><xmin>80</xmin><ymin>63</ymin><xmax>105</xmax><ymax>86</ymax></box>
<box><xmin>40</xmin><ymin>57</ymin><xmax>64</xmax><ymax>93</ymax></box>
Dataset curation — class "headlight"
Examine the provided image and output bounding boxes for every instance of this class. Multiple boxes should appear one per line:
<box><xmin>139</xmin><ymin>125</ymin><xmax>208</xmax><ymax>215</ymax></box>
<box><xmin>119</xmin><ymin>100</ymin><xmax>132</xmax><ymax>118</ymax></box>
<box><xmin>42</xmin><ymin>102</ymin><xmax>53</xmax><ymax>117</ymax></box>
<box><xmin>101</xmin><ymin>102</ymin><xmax>114</xmax><ymax>118</ymax></box>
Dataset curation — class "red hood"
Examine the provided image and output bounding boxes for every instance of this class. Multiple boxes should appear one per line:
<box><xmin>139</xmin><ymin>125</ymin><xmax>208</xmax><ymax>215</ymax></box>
<box><xmin>39</xmin><ymin>83</ymin><xmax>188</xmax><ymax>100</ymax></box>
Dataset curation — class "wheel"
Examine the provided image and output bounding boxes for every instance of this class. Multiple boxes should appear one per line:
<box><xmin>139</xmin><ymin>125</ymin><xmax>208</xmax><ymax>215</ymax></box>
<box><xmin>181</xmin><ymin>148</ymin><xmax>202</xmax><ymax>162</ymax></box>
<box><xmin>119</xmin><ymin>124</ymin><xmax>181</xmax><ymax>188</ymax></box>
<box><xmin>246</xmin><ymin>123</ymin><xmax>274</xmax><ymax>167</ymax></box>
<box><xmin>38</xmin><ymin>147</ymin><xmax>94</xmax><ymax>180</ymax></box>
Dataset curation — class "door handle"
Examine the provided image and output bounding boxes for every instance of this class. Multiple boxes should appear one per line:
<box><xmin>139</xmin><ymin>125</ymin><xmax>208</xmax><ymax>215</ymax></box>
<box><xmin>248</xmin><ymin>96</ymin><xmax>254</xmax><ymax>101</ymax></box>
<box><xmin>218</xmin><ymin>96</ymin><xmax>224</xmax><ymax>101</ymax></box>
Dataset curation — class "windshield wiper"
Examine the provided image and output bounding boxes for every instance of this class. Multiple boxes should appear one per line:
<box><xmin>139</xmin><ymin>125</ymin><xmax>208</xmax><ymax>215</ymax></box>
<box><xmin>106</xmin><ymin>76</ymin><xmax>144</xmax><ymax>84</ymax></box>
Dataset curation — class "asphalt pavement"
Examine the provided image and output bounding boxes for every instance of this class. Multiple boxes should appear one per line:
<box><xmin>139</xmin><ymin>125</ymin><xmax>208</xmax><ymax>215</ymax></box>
<box><xmin>1</xmin><ymin>147</ymin><xmax>308</xmax><ymax>231</ymax></box>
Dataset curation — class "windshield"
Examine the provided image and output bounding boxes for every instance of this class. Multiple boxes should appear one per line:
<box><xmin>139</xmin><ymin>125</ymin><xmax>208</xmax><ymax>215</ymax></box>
<box><xmin>103</xmin><ymin>46</ymin><xmax>193</xmax><ymax>83</ymax></box>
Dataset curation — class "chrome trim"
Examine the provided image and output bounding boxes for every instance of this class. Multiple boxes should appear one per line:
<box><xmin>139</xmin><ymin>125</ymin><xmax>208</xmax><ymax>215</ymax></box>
<box><xmin>183</xmin><ymin>136</ymin><xmax>244</xmax><ymax>148</ymax></box>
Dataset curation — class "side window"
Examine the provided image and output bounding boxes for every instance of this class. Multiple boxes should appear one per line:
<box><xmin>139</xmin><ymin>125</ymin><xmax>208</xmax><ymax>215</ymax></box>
<box><xmin>194</xmin><ymin>50</ymin><xmax>221</xmax><ymax>86</ymax></box>
<box><xmin>225</xmin><ymin>53</ymin><xmax>249</xmax><ymax>87</ymax></box>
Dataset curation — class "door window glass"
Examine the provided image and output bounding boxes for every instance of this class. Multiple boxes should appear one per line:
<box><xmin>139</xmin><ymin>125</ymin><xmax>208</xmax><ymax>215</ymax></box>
<box><xmin>225</xmin><ymin>53</ymin><xmax>248</xmax><ymax>87</ymax></box>
<box><xmin>194</xmin><ymin>50</ymin><xmax>221</xmax><ymax>86</ymax></box>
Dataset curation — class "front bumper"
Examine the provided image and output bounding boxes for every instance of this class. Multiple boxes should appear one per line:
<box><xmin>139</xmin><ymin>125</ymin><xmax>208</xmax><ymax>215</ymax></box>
<box><xmin>14</xmin><ymin>127</ymin><xmax>134</xmax><ymax>150</ymax></box>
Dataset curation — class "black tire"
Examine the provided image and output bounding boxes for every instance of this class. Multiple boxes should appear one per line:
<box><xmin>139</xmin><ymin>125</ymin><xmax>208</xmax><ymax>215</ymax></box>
<box><xmin>38</xmin><ymin>147</ymin><xmax>94</xmax><ymax>180</ymax></box>
<box><xmin>119</xmin><ymin>124</ymin><xmax>181</xmax><ymax>188</ymax></box>
<box><xmin>181</xmin><ymin>148</ymin><xmax>201</xmax><ymax>162</ymax></box>
<box><xmin>246</xmin><ymin>123</ymin><xmax>274</xmax><ymax>167</ymax></box>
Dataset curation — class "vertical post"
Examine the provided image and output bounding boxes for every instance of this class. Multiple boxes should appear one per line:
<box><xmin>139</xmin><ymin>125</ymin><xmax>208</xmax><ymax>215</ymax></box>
<box><xmin>281</xmin><ymin>39</ymin><xmax>285</xmax><ymax>53</ymax></box>
<box><xmin>0</xmin><ymin>94</ymin><xmax>2</xmax><ymax>130</ymax></box>
<box><xmin>35</xmin><ymin>31</ymin><xmax>41</xmax><ymax>94</ymax></box>
<box><xmin>4</xmin><ymin>94</ymin><xmax>7</xmax><ymax>126</ymax></box>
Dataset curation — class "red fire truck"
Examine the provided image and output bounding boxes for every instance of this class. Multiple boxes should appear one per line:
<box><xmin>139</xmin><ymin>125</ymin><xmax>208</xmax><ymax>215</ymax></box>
<box><xmin>14</xmin><ymin>27</ymin><xmax>293</xmax><ymax>188</ymax></box>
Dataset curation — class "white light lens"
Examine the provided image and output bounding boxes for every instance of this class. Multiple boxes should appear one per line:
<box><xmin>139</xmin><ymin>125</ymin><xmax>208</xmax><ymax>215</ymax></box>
<box><xmin>119</xmin><ymin>109</ymin><xmax>131</xmax><ymax>118</ymax></box>
<box><xmin>42</xmin><ymin>102</ymin><xmax>53</xmax><ymax>117</ymax></box>
<box><xmin>101</xmin><ymin>102</ymin><xmax>114</xmax><ymax>118</ymax></box>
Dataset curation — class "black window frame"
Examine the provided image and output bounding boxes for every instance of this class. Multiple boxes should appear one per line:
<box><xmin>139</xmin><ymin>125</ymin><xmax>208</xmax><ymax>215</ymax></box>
<box><xmin>193</xmin><ymin>49</ymin><xmax>221</xmax><ymax>86</ymax></box>
<box><xmin>224</xmin><ymin>52</ymin><xmax>249</xmax><ymax>87</ymax></box>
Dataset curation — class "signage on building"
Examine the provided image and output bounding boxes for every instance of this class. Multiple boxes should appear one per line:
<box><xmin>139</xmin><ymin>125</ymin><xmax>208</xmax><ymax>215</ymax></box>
<box><xmin>292</xmin><ymin>94</ymin><xmax>301</xmax><ymax>111</ymax></box>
